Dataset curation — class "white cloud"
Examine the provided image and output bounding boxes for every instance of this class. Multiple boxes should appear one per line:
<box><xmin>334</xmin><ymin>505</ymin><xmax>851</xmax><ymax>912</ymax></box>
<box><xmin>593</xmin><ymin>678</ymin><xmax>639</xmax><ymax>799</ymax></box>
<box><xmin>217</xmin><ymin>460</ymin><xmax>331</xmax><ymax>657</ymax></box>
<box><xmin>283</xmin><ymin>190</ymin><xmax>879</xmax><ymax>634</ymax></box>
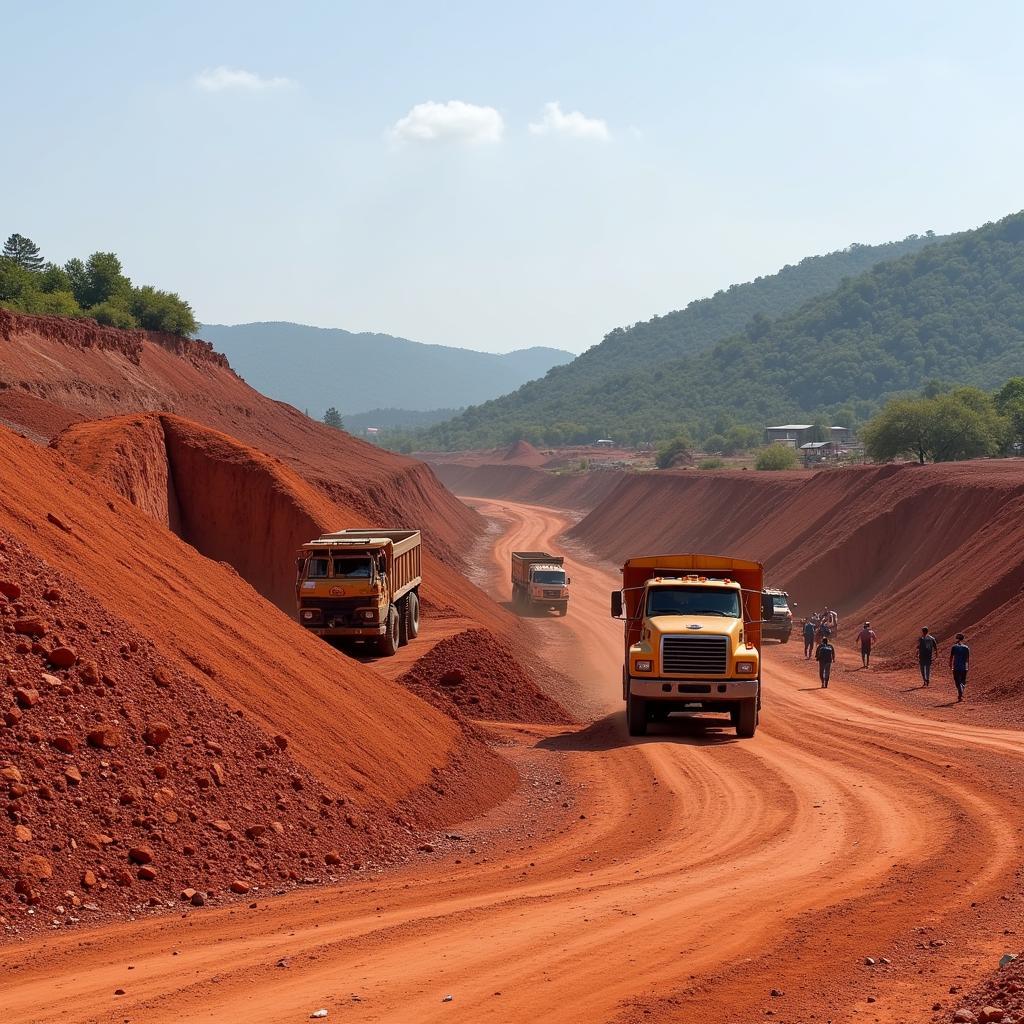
<box><xmin>528</xmin><ymin>101</ymin><xmax>610</xmax><ymax>141</ymax></box>
<box><xmin>390</xmin><ymin>100</ymin><xmax>504</xmax><ymax>145</ymax></box>
<box><xmin>194</xmin><ymin>66</ymin><xmax>294</xmax><ymax>93</ymax></box>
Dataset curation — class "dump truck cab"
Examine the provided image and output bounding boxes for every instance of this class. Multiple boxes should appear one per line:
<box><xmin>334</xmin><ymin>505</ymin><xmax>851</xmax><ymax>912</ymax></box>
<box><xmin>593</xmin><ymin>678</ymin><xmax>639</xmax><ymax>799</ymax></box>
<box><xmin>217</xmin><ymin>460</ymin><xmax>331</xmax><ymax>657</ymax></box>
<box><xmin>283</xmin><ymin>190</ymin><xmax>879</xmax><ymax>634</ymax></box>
<box><xmin>511</xmin><ymin>551</ymin><xmax>570</xmax><ymax>615</ymax></box>
<box><xmin>295</xmin><ymin>529</ymin><xmax>422</xmax><ymax>657</ymax></box>
<box><xmin>612</xmin><ymin>554</ymin><xmax>764</xmax><ymax>738</ymax></box>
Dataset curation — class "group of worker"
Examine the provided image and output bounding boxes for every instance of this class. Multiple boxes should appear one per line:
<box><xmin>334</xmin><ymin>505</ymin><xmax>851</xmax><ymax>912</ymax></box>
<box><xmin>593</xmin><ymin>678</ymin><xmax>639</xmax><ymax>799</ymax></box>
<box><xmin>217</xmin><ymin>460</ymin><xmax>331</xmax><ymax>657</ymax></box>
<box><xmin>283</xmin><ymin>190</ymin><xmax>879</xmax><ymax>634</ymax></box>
<box><xmin>801</xmin><ymin>615</ymin><xmax>971</xmax><ymax>701</ymax></box>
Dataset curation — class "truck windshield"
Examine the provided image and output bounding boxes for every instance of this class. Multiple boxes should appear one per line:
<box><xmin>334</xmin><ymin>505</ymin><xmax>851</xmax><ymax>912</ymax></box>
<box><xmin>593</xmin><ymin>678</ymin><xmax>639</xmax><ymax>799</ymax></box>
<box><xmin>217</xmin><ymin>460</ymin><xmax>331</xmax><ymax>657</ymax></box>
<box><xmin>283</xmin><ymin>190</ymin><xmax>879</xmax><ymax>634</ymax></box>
<box><xmin>772</xmin><ymin>596</ymin><xmax>789</xmax><ymax>612</ymax></box>
<box><xmin>307</xmin><ymin>557</ymin><xmax>329</xmax><ymax>579</ymax></box>
<box><xmin>332</xmin><ymin>557</ymin><xmax>372</xmax><ymax>579</ymax></box>
<box><xmin>647</xmin><ymin>586</ymin><xmax>741</xmax><ymax>618</ymax></box>
<box><xmin>533</xmin><ymin>570</ymin><xmax>565</xmax><ymax>585</ymax></box>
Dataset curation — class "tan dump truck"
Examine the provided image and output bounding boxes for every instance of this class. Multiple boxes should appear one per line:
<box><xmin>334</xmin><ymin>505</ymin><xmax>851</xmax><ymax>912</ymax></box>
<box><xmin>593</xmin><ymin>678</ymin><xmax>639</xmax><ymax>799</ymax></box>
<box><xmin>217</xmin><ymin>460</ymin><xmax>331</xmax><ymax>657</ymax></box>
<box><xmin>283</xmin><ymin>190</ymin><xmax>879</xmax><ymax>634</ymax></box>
<box><xmin>611</xmin><ymin>554</ymin><xmax>764</xmax><ymax>737</ymax></box>
<box><xmin>511</xmin><ymin>551</ymin><xmax>570</xmax><ymax>615</ymax></box>
<box><xmin>295</xmin><ymin>529</ymin><xmax>422</xmax><ymax>656</ymax></box>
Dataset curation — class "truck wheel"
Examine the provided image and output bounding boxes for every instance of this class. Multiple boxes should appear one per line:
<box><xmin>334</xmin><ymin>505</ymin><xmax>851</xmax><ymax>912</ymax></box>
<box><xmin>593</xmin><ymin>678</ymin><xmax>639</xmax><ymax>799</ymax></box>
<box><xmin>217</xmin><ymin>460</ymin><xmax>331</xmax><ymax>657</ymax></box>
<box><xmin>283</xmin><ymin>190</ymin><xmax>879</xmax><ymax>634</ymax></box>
<box><xmin>398</xmin><ymin>598</ymin><xmax>410</xmax><ymax>647</ymax></box>
<box><xmin>557</xmin><ymin>605</ymin><xmax>567</xmax><ymax>617</ymax></box>
<box><xmin>407</xmin><ymin>591</ymin><xmax>420</xmax><ymax>639</ymax></box>
<box><xmin>780</xmin><ymin>633</ymin><xmax>791</xmax><ymax>644</ymax></box>
<box><xmin>626</xmin><ymin>692</ymin><xmax>648</xmax><ymax>737</ymax></box>
<box><xmin>377</xmin><ymin>605</ymin><xmax>399</xmax><ymax>657</ymax></box>
<box><xmin>735</xmin><ymin>697</ymin><xmax>758</xmax><ymax>738</ymax></box>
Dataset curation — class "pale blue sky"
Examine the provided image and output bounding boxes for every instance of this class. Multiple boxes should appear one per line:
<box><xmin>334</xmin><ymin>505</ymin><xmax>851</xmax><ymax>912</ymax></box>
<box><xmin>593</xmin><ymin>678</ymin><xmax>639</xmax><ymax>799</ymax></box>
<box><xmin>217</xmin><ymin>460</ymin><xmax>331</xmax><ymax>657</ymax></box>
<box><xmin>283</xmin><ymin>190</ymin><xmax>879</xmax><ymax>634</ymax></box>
<box><xmin>5</xmin><ymin>1</ymin><xmax>1023</xmax><ymax>352</ymax></box>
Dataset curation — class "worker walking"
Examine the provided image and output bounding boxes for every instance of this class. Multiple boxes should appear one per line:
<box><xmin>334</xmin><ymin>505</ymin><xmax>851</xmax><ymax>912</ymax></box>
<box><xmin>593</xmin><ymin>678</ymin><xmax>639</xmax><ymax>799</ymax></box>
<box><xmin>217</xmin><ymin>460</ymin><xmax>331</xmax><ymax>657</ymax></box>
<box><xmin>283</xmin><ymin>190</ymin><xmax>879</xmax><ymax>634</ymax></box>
<box><xmin>949</xmin><ymin>633</ymin><xmax>970</xmax><ymax>702</ymax></box>
<box><xmin>917</xmin><ymin>627</ymin><xmax>938</xmax><ymax>686</ymax></box>
<box><xmin>802</xmin><ymin>618</ymin><xmax>816</xmax><ymax>659</ymax></box>
<box><xmin>815</xmin><ymin>635</ymin><xmax>836</xmax><ymax>688</ymax></box>
<box><xmin>857</xmin><ymin>621</ymin><xmax>877</xmax><ymax>667</ymax></box>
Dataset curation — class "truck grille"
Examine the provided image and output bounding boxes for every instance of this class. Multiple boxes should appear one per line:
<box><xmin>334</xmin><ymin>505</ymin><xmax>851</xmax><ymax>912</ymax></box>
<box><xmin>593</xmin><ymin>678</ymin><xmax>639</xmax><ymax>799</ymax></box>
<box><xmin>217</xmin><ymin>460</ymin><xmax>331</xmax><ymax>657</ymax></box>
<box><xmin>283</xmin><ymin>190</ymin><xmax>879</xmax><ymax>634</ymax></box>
<box><xmin>543</xmin><ymin>590</ymin><xmax>561</xmax><ymax>598</ymax></box>
<box><xmin>301</xmin><ymin>598</ymin><xmax>365</xmax><ymax>627</ymax></box>
<box><xmin>661</xmin><ymin>635</ymin><xmax>728</xmax><ymax>675</ymax></box>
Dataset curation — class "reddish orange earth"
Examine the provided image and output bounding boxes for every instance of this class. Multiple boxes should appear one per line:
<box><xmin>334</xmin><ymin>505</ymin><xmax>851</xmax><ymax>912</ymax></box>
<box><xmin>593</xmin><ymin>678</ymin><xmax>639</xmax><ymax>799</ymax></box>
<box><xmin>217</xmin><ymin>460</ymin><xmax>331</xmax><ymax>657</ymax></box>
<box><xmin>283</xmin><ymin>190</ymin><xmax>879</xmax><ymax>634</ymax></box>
<box><xmin>4</xmin><ymin>499</ymin><xmax>1024</xmax><ymax>1024</ymax></box>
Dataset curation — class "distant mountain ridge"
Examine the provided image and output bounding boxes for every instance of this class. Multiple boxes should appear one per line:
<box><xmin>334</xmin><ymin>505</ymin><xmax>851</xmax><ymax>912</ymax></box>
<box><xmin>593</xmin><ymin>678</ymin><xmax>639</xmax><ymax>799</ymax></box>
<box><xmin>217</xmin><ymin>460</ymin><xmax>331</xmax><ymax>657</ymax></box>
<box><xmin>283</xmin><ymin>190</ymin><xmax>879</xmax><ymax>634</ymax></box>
<box><xmin>199</xmin><ymin>321</ymin><xmax>573</xmax><ymax>418</ymax></box>
<box><xmin>417</xmin><ymin>213</ymin><xmax>1024</xmax><ymax>449</ymax></box>
<box><xmin>413</xmin><ymin>231</ymin><xmax>950</xmax><ymax>449</ymax></box>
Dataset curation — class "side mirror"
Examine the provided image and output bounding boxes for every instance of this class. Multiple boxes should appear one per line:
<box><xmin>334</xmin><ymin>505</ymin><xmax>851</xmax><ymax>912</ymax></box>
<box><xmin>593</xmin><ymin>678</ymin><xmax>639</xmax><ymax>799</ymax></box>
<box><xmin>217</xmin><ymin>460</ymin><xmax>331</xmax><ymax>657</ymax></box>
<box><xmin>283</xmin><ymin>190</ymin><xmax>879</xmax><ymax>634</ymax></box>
<box><xmin>295</xmin><ymin>557</ymin><xmax>305</xmax><ymax>573</ymax></box>
<box><xmin>611</xmin><ymin>591</ymin><xmax>623</xmax><ymax>618</ymax></box>
<box><xmin>567</xmin><ymin>576</ymin><xmax>572</xmax><ymax>585</ymax></box>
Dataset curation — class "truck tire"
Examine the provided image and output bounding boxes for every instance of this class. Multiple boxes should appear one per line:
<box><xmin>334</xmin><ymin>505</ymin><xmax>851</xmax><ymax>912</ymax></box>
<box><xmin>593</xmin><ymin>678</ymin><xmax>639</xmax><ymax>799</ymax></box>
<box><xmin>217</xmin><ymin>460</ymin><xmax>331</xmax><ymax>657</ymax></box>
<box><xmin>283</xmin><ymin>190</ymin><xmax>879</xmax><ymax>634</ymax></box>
<box><xmin>735</xmin><ymin>697</ymin><xmax>758</xmax><ymax>738</ymax></box>
<box><xmin>407</xmin><ymin>591</ymin><xmax>420</xmax><ymax>639</ymax></box>
<box><xmin>626</xmin><ymin>692</ymin><xmax>648</xmax><ymax>737</ymax></box>
<box><xmin>557</xmin><ymin>605</ymin><xmax>567</xmax><ymax>617</ymax></box>
<box><xmin>398</xmin><ymin>597</ymin><xmax>410</xmax><ymax>647</ymax></box>
<box><xmin>377</xmin><ymin>605</ymin><xmax>399</xmax><ymax>657</ymax></box>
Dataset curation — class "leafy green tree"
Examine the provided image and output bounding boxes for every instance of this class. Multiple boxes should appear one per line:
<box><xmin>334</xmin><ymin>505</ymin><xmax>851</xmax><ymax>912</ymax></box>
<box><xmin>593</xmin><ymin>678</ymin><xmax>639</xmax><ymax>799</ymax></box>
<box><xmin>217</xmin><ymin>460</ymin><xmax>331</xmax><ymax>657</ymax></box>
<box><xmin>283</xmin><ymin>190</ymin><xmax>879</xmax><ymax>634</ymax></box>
<box><xmin>655</xmin><ymin>434</ymin><xmax>693</xmax><ymax>469</ymax></box>
<box><xmin>722</xmin><ymin>424</ymin><xmax>760</xmax><ymax>454</ymax></box>
<box><xmin>702</xmin><ymin>433</ymin><xmax>727</xmax><ymax>454</ymax></box>
<box><xmin>37</xmin><ymin>262</ymin><xmax>72</xmax><ymax>294</ymax></box>
<box><xmin>323</xmin><ymin>407</ymin><xmax>344</xmax><ymax>430</ymax></box>
<box><xmin>862</xmin><ymin>391</ymin><xmax>1006</xmax><ymax>463</ymax></box>
<box><xmin>755</xmin><ymin>444</ymin><xmax>799</xmax><ymax>470</ymax></box>
<box><xmin>129</xmin><ymin>285</ymin><xmax>198</xmax><ymax>335</ymax></box>
<box><xmin>64</xmin><ymin>258</ymin><xmax>89</xmax><ymax>307</ymax></box>
<box><xmin>995</xmin><ymin>377</ymin><xmax>1024</xmax><ymax>449</ymax></box>
<box><xmin>698</xmin><ymin>457</ymin><xmax>725</xmax><ymax>469</ymax></box>
<box><xmin>0</xmin><ymin>259</ymin><xmax>34</xmax><ymax>304</ymax></box>
<box><xmin>2</xmin><ymin>233</ymin><xmax>44</xmax><ymax>271</ymax></box>
<box><xmin>87</xmin><ymin>299</ymin><xmax>139</xmax><ymax>329</ymax></box>
<box><xmin>25</xmin><ymin>290</ymin><xmax>84</xmax><ymax>317</ymax></box>
<box><xmin>80</xmin><ymin>252</ymin><xmax>132</xmax><ymax>308</ymax></box>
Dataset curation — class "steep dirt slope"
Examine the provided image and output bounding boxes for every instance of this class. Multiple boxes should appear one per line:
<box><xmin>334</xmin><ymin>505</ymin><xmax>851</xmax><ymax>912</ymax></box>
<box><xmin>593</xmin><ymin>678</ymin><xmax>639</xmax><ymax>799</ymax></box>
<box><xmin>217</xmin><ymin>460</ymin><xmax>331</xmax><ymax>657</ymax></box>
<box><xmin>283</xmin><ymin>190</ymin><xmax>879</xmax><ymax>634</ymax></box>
<box><xmin>52</xmin><ymin>414</ymin><xmax>535</xmax><ymax>650</ymax></box>
<box><xmin>0</xmin><ymin>310</ymin><xmax>478</xmax><ymax>564</ymax></box>
<box><xmin>0</xmin><ymin>427</ymin><xmax>512</xmax><ymax>859</ymax></box>
<box><xmin>570</xmin><ymin>462</ymin><xmax>1024</xmax><ymax>704</ymax></box>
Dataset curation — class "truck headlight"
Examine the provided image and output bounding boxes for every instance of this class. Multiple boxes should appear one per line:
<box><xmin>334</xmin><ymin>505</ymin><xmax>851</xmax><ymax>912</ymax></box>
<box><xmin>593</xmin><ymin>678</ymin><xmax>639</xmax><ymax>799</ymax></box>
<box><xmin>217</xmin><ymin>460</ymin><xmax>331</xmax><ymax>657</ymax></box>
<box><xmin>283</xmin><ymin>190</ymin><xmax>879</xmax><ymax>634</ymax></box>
<box><xmin>300</xmin><ymin>608</ymin><xmax>321</xmax><ymax>623</ymax></box>
<box><xmin>736</xmin><ymin>662</ymin><xmax>755</xmax><ymax>674</ymax></box>
<box><xmin>634</xmin><ymin>659</ymin><xmax>652</xmax><ymax>673</ymax></box>
<box><xmin>362</xmin><ymin>609</ymin><xmax>376</xmax><ymax>620</ymax></box>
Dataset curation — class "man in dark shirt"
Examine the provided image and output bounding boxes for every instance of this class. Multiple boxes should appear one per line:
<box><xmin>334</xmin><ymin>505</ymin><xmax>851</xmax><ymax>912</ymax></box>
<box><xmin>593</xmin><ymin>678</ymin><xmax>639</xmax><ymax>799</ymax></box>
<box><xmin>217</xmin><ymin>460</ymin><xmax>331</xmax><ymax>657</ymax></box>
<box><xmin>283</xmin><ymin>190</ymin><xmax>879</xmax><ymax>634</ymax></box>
<box><xmin>949</xmin><ymin>633</ymin><xmax>970</xmax><ymax>702</ymax></box>
<box><xmin>917</xmin><ymin>627</ymin><xmax>938</xmax><ymax>687</ymax></box>
<box><xmin>815</xmin><ymin>636</ymin><xmax>836</xmax><ymax>689</ymax></box>
<box><xmin>803</xmin><ymin>619</ymin><xmax>816</xmax><ymax>659</ymax></box>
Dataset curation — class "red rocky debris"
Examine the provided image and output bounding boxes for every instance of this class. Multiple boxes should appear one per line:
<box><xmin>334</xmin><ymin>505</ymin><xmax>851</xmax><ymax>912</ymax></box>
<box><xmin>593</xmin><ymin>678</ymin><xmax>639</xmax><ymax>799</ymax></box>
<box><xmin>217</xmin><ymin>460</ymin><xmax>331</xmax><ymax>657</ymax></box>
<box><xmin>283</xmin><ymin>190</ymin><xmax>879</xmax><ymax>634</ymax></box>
<box><xmin>142</xmin><ymin>721</ymin><xmax>171</xmax><ymax>747</ymax></box>
<box><xmin>15</xmin><ymin>687</ymin><xmax>40</xmax><ymax>708</ymax></box>
<box><xmin>0</xmin><ymin>580</ymin><xmax>21</xmax><ymax>600</ymax></box>
<box><xmin>42</xmin><ymin>587</ymin><xmax>62</xmax><ymax>602</ymax></box>
<box><xmin>128</xmin><ymin>846</ymin><xmax>154</xmax><ymax>865</ymax></box>
<box><xmin>50</xmin><ymin>733</ymin><xmax>77</xmax><ymax>754</ymax></box>
<box><xmin>14</xmin><ymin>617</ymin><xmax>47</xmax><ymax>636</ymax></box>
<box><xmin>137</xmin><ymin>866</ymin><xmax>158</xmax><ymax>881</ymax></box>
<box><xmin>14</xmin><ymin>825</ymin><xmax>32</xmax><ymax>842</ymax></box>
<box><xmin>86</xmin><ymin>724</ymin><xmax>122</xmax><ymax>749</ymax></box>
<box><xmin>229</xmin><ymin>880</ymin><xmax>250</xmax><ymax>894</ymax></box>
<box><xmin>18</xmin><ymin>854</ymin><xmax>54</xmax><ymax>882</ymax></box>
<box><xmin>46</xmin><ymin>512</ymin><xmax>72</xmax><ymax>533</ymax></box>
<box><xmin>48</xmin><ymin>646</ymin><xmax>78</xmax><ymax>668</ymax></box>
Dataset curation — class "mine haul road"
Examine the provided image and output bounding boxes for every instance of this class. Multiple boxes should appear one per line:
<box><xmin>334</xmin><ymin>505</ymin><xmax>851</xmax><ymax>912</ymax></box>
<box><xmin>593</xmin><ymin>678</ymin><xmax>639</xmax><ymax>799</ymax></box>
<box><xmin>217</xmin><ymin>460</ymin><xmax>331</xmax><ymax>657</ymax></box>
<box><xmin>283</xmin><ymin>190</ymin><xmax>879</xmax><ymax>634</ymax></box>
<box><xmin>4</xmin><ymin>498</ymin><xmax>1024</xmax><ymax>1024</ymax></box>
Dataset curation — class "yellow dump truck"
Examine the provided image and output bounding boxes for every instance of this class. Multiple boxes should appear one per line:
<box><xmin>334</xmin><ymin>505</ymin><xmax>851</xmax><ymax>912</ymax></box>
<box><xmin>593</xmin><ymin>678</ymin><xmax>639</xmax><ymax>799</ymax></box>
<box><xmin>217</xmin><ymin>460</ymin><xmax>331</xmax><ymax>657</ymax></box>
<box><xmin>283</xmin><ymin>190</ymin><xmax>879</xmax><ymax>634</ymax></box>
<box><xmin>611</xmin><ymin>554</ymin><xmax>764</xmax><ymax>738</ymax></box>
<box><xmin>295</xmin><ymin>529</ymin><xmax>422</xmax><ymax>656</ymax></box>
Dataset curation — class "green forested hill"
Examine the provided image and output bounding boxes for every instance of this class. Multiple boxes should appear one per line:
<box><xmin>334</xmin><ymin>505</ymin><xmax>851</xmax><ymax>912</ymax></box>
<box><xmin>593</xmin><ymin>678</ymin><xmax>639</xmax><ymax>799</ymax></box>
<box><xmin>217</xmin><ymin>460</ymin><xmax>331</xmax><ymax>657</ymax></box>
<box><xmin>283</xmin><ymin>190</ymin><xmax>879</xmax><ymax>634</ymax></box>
<box><xmin>413</xmin><ymin>215</ymin><xmax>1024</xmax><ymax>448</ymax></box>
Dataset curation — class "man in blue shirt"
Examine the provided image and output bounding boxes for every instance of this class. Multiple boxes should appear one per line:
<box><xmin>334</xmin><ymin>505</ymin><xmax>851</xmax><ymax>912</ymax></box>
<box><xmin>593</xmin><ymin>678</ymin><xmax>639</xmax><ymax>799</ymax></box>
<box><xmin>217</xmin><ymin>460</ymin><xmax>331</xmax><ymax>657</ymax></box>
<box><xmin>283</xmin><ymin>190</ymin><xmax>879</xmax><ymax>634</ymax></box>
<box><xmin>802</xmin><ymin>618</ymin><xmax>816</xmax><ymax>659</ymax></box>
<box><xmin>949</xmin><ymin>633</ymin><xmax>970</xmax><ymax>702</ymax></box>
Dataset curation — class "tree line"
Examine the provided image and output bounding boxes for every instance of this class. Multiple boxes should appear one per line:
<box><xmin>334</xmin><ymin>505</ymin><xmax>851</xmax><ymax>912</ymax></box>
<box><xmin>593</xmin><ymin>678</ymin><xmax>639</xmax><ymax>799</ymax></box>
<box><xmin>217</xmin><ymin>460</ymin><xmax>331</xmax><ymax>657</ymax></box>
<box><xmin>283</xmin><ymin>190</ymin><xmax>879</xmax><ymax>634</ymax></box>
<box><xmin>0</xmin><ymin>233</ymin><xmax>197</xmax><ymax>337</ymax></box>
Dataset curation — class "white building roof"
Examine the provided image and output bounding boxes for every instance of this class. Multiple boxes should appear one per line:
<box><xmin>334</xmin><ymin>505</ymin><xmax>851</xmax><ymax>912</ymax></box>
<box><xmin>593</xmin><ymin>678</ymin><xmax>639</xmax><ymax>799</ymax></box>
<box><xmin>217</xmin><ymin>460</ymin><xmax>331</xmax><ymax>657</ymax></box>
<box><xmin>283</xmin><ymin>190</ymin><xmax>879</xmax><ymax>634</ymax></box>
<box><xmin>767</xmin><ymin>424</ymin><xmax>814</xmax><ymax>431</ymax></box>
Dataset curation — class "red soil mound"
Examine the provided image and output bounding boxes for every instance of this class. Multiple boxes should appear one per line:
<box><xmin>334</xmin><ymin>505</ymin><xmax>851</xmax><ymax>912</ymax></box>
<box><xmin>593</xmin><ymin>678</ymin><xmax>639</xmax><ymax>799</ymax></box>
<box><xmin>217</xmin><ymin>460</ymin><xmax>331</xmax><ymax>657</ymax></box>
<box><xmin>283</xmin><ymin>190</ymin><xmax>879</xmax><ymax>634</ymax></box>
<box><xmin>0</xmin><ymin>534</ymin><xmax>416</xmax><ymax>934</ymax></box>
<box><xmin>501</xmin><ymin>439</ymin><xmax>547</xmax><ymax>468</ymax></box>
<box><xmin>570</xmin><ymin>462</ymin><xmax>1024</xmax><ymax>706</ymax></box>
<box><xmin>948</xmin><ymin>953</ymin><xmax>1024</xmax><ymax>1023</ymax></box>
<box><xmin>0</xmin><ymin>427</ymin><xmax>514</xmax><ymax>917</ymax></box>
<box><xmin>398</xmin><ymin>628</ymin><xmax>570</xmax><ymax>724</ymax></box>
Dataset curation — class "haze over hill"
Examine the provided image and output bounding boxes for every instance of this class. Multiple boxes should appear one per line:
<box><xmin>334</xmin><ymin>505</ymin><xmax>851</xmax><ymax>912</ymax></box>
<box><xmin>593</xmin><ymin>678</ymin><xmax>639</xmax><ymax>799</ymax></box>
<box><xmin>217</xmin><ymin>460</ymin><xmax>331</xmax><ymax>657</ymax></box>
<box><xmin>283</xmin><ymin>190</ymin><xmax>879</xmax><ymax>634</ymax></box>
<box><xmin>413</xmin><ymin>232</ymin><xmax>950</xmax><ymax>449</ymax></box>
<box><xmin>199</xmin><ymin>321</ymin><xmax>572</xmax><ymax>419</ymax></box>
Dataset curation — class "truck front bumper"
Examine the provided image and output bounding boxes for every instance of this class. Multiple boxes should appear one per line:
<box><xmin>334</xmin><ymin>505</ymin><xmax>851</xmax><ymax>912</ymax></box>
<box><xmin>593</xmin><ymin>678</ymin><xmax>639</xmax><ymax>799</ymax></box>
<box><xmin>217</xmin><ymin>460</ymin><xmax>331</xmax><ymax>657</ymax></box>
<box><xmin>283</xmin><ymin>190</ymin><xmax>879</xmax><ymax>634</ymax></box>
<box><xmin>306</xmin><ymin>624</ymin><xmax>386</xmax><ymax>638</ymax></box>
<box><xmin>627</xmin><ymin>677</ymin><xmax>759</xmax><ymax>706</ymax></box>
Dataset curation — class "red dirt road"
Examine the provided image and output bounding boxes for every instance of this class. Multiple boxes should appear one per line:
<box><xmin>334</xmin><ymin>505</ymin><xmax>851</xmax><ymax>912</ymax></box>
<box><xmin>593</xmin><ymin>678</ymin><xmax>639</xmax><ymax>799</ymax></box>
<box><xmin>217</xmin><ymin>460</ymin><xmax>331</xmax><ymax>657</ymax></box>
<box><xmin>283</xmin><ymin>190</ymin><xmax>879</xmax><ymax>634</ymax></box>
<box><xmin>4</xmin><ymin>500</ymin><xmax>1024</xmax><ymax>1023</ymax></box>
